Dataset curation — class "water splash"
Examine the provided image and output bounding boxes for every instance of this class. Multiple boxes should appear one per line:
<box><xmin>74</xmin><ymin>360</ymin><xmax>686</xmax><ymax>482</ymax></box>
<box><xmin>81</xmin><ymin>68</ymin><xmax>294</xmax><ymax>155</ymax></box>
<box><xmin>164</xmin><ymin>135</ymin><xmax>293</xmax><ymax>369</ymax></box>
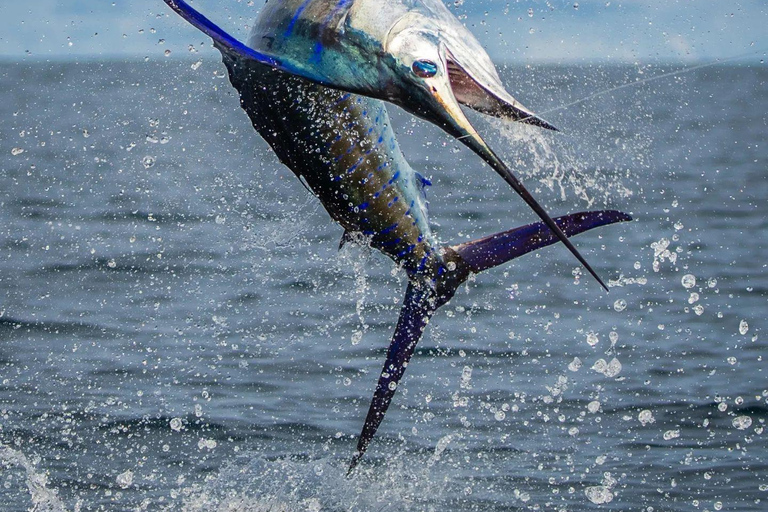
<box><xmin>337</xmin><ymin>233</ymin><xmax>374</xmax><ymax>346</ymax></box>
<box><xmin>494</xmin><ymin>122</ymin><xmax>634</xmax><ymax>207</ymax></box>
<box><xmin>245</xmin><ymin>192</ymin><xmax>321</xmax><ymax>251</ymax></box>
<box><xmin>0</xmin><ymin>444</ymin><xmax>73</xmax><ymax>512</ymax></box>
<box><xmin>167</xmin><ymin>454</ymin><xmax>448</xmax><ymax>512</ymax></box>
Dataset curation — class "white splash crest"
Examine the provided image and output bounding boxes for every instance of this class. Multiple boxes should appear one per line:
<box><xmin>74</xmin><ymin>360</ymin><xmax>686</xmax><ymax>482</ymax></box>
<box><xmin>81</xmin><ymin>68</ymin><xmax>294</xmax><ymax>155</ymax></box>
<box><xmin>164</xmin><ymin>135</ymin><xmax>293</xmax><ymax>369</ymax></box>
<box><xmin>0</xmin><ymin>444</ymin><xmax>74</xmax><ymax>512</ymax></box>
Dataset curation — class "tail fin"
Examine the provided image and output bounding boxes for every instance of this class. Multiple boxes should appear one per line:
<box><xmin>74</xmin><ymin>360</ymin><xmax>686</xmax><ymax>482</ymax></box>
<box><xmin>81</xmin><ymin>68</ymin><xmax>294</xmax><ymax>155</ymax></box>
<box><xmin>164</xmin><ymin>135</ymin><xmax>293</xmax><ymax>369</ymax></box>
<box><xmin>348</xmin><ymin>282</ymin><xmax>437</xmax><ymax>473</ymax></box>
<box><xmin>451</xmin><ymin>210</ymin><xmax>632</xmax><ymax>274</ymax></box>
<box><xmin>348</xmin><ymin>210</ymin><xmax>630</xmax><ymax>473</ymax></box>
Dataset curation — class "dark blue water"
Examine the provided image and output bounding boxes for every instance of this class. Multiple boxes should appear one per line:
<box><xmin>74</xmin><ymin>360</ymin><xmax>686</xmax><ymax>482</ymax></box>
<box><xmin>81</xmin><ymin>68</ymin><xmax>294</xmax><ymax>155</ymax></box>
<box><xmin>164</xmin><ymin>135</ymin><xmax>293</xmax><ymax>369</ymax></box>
<box><xmin>0</xmin><ymin>59</ymin><xmax>766</xmax><ymax>511</ymax></box>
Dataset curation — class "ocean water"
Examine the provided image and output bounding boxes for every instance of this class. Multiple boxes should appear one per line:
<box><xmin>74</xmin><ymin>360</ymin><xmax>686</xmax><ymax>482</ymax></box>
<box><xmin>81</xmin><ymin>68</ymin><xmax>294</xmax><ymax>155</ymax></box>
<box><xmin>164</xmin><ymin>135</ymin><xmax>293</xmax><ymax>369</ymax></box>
<box><xmin>0</xmin><ymin>59</ymin><xmax>766</xmax><ymax>511</ymax></box>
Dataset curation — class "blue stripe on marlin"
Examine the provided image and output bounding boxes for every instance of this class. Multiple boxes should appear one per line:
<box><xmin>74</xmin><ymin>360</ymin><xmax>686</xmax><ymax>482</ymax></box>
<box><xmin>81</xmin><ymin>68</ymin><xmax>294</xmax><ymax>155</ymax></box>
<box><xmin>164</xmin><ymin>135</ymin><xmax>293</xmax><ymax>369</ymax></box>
<box><xmin>162</xmin><ymin>1</ymin><xmax>632</xmax><ymax>471</ymax></box>
<box><xmin>285</xmin><ymin>0</ymin><xmax>314</xmax><ymax>37</ymax></box>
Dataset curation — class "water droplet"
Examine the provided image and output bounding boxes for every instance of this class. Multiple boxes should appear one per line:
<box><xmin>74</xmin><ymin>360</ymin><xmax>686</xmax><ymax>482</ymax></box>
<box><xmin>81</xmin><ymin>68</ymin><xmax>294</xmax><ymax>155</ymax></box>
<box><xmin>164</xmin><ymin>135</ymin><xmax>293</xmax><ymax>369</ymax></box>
<box><xmin>739</xmin><ymin>319</ymin><xmax>749</xmax><ymax>335</ymax></box>
<box><xmin>732</xmin><ymin>415</ymin><xmax>752</xmax><ymax>430</ymax></box>
<box><xmin>586</xmin><ymin>332</ymin><xmax>599</xmax><ymax>346</ymax></box>
<box><xmin>681</xmin><ymin>274</ymin><xmax>696</xmax><ymax>289</ymax></box>
<box><xmin>613</xmin><ymin>299</ymin><xmax>627</xmax><ymax>312</ymax></box>
<box><xmin>494</xmin><ymin>410</ymin><xmax>506</xmax><ymax>421</ymax></box>
<box><xmin>197</xmin><ymin>438</ymin><xmax>217</xmax><ymax>450</ymax></box>
<box><xmin>11</xmin><ymin>147</ymin><xmax>24</xmax><ymax>156</ymax></box>
<box><xmin>663</xmin><ymin>429</ymin><xmax>680</xmax><ymax>440</ymax></box>
<box><xmin>638</xmin><ymin>409</ymin><xmax>655</xmax><ymax>426</ymax></box>
<box><xmin>606</xmin><ymin>358</ymin><xmax>622</xmax><ymax>377</ymax></box>
<box><xmin>164</xmin><ymin>49</ymin><xmax>172</xmax><ymax>57</ymax></box>
<box><xmin>170</xmin><ymin>417</ymin><xmax>183</xmax><ymax>431</ymax></box>
<box><xmin>592</xmin><ymin>358</ymin><xmax>621</xmax><ymax>377</ymax></box>
<box><xmin>568</xmin><ymin>357</ymin><xmax>582</xmax><ymax>372</ymax></box>
<box><xmin>460</xmin><ymin>366</ymin><xmax>472</xmax><ymax>389</ymax></box>
<box><xmin>116</xmin><ymin>470</ymin><xmax>134</xmax><ymax>489</ymax></box>
<box><xmin>585</xmin><ymin>486</ymin><xmax>614</xmax><ymax>504</ymax></box>
<box><xmin>142</xmin><ymin>155</ymin><xmax>155</xmax><ymax>168</ymax></box>
<box><xmin>587</xmin><ymin>401</ymin><xmax>601</xmax><ymax>413</ymax></box>
<box><xmin>191</xmin><ymin>60</ymin><xmax>203</xmax><ymax>70</ymax></box>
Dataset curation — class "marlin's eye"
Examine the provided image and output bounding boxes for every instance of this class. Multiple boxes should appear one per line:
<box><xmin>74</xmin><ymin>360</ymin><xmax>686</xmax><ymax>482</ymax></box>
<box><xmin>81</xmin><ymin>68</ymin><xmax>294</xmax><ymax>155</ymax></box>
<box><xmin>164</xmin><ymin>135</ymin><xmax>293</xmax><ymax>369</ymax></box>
<box><xmin>411</xmin><ymin>59</ymin><xmax>438</xmax><ymax>78</ymax></box>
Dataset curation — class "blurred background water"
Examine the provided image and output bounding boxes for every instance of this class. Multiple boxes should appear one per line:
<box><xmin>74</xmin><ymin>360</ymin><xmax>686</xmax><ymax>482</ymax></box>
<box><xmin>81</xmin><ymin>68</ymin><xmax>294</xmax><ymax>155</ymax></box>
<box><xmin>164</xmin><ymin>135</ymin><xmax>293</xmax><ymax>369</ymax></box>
<box><xmin>0</xmin><ymin>58</ymin><xmax>766</xmax><ymax>511</ymax></box>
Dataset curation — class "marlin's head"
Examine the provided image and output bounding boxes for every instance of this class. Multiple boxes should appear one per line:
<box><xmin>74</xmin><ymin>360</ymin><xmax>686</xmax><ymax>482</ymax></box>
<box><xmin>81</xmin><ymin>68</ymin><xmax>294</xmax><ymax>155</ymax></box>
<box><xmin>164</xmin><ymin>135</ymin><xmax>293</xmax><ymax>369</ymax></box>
<box><xmin>380</xmin><ymin>10</ymin><xmax>556</xmax><ymax>162</ymax></box>
<box><xmin>369</xmin><ymin>7</ymin><xmax>609</xmax><ymax>291</ymax></box>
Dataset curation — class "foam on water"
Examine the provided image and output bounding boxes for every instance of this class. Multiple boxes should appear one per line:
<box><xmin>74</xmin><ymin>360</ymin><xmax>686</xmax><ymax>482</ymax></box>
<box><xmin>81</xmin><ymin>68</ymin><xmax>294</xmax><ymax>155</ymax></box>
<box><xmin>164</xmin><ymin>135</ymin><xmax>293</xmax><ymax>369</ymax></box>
<box><xmin>168</xmin><ymin>454</ymin><xmax>449</xmax><ymax>512</ymax></box>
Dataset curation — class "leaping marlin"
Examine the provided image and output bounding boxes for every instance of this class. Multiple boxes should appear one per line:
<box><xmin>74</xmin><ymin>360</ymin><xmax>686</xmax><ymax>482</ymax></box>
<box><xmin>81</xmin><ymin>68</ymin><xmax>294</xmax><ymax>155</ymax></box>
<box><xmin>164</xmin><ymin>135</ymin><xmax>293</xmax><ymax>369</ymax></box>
<box><xmin>162</xmin><ymin>0</ymin><xmax>631</xmax><ymax>471</ymax></box>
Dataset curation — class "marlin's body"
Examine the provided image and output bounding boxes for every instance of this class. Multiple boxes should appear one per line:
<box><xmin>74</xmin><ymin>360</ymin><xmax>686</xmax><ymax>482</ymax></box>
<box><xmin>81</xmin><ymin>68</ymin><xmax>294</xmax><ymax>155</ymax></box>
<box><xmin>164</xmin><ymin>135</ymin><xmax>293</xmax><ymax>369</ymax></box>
<box><xmin>163</xmin><ymin>0</ymin><xmax>632</xmax><ymax>470</ymax></box>
<box><xmin>226</xmin><ymin>57</ymin><xmax>440</xmax><ymax>277</ymax></box>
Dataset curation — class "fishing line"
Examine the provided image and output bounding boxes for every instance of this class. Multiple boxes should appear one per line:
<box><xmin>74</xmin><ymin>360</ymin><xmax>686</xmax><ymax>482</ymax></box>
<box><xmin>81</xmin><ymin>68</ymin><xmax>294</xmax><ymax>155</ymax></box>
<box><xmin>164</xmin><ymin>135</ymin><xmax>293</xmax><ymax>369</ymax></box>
<box><xmin>539</xmin><ymin>50</ymin><xmax>766</xmax><ymax>118</ymax></box>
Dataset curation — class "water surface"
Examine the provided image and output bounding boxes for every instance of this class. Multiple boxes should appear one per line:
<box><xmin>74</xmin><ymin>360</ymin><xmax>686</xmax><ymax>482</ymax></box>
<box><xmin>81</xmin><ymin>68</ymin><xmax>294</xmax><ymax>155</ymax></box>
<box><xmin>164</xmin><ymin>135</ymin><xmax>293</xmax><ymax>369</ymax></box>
<box><xmin>0</xmin><ymin>60</ymin><xmax>766</xmax><ymax>511</ymax></box>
